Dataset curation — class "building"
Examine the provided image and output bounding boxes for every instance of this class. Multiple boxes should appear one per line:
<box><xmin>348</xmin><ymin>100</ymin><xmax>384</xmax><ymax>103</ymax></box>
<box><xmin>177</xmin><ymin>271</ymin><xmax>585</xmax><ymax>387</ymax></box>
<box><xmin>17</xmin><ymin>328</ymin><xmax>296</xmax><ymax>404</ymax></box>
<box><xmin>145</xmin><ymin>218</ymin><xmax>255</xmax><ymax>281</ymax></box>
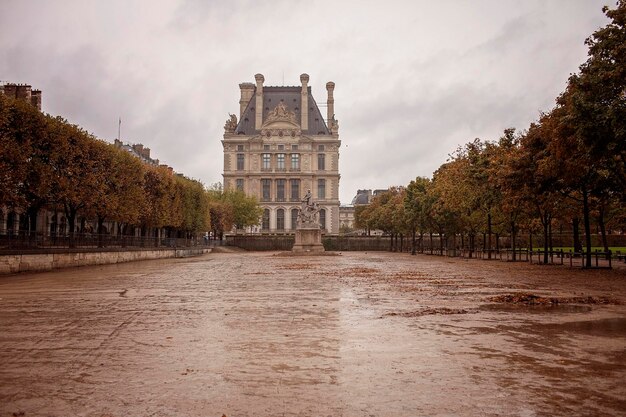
<box><xmin>339</xmin><ymin>205</ymin><xmax>355</xmax><ymax>231</ymax></box>
<box><xmin>0</xmin><ymin>83</ymin><xmax>42</xmax><ymax>110</ymax></box>
<box><xmin>351</xmin><ymin>189</ymin><xmax>388</xmax><ymax>206</ymax></box>
<box><xmin>114</xmin><ymin>139</ymin><xmax>160</xmax><ymax>166</ymax></box>
<box><xmin>222</xmin><ymin>73</ymin><xmax>341</xmax><ymax>234</ymax></box>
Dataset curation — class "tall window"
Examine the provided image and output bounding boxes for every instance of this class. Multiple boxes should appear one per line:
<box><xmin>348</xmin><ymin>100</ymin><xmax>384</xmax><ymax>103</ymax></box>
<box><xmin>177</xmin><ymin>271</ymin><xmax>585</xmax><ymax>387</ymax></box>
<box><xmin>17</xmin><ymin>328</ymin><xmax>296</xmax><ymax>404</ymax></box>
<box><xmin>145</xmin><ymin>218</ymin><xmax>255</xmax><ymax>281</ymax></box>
<box><xmin>291</xmin><ymin>208</ymin><xmax>299</xmax><ymax>230</ymax></box>
<box><xmin>276</xmin><ymin>179</ymin><xmax>285</xmax><ymax>201</ymax></box>
<box><xmin>291</xmin><ymin>144</ymin><xmax>298</xmax><ymax>151</ymax></box>
<box><xmin>277</xmin><ymin>144</ymin><xmax>284</xmax><ymax>151</ymax></box>
<box><xmin>318</xmin><ymin>153</ymin><xmax>325</xmax><ymax>170</ymax></box>
<box><xmin>262</xmin><ymin>153</ymin><xmax>271</xmax><ymax>170</ymax></box>
<box><xmin>319</xmin><ymin>209</ymin><xmax>326</xmax><ymax>230</ymax></box>
<box><xmin>263</xmin><ymin>144</ymin><xmax>270</xmax><ymax>151</ymax></box>
<box><xmin>290</xmin><ymin>179</ymin><xmax>300</xmax><ymax>201</ymax></box>
<box><xmin>277</xmin><ymin>153</ymin><xmax>285</xmax><ymax>170</ymax></box>
<box><xmin>262</xmin><ymin>209</ymin><xmax>270</xmax><ymax>230</ymax></box>
<box><xmin>318</xmin><ymin>179</ymin><xmax>326</xmax><ymax>199</ymax></box>
<box><xmin>276</xmin><ymin>209</ymin><xmax>285</xmax><ymax>230</ymax></box>
<box><xmin>237</xmin><ymin>153</ymin><xmax>244</xmax><ymax>170</ymax></box>
<box><xmin>237</xmin><ymin>144</ymin><xmax>244</xmax><ymax>151</ymax></box>
<box><xmin>261</xmin><ymin>179</ymin><xmax>271</xmax><ymax>201</ymax></box>
<box><xmin>318</xmin><ymin>144</ymin><xmax>325</xmax><ymax>151</ymax></box>
<box><xmin>236</xmin><ymin>179</ymin><xmax>244</xmax><ymax>191</ymax></box>
<box><xmin>291</xmin><ymin>153</ymin><xmax>300</xmax><ymax>170</ymax></box>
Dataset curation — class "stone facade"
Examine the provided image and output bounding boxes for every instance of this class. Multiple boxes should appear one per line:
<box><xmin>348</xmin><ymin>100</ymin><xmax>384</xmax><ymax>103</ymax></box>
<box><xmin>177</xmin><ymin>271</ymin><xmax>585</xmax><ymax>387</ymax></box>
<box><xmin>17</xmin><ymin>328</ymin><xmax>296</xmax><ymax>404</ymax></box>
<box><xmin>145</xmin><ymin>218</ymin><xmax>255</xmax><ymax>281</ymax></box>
<box><xmin>0</xmin><ymin>83</ymin><xmax>42</xmax><ymax>111</ymax></box>
<box><xmin>222</xmin><ymin>74</ymin><xmax>341</xmax><ymax>234</ymax></box>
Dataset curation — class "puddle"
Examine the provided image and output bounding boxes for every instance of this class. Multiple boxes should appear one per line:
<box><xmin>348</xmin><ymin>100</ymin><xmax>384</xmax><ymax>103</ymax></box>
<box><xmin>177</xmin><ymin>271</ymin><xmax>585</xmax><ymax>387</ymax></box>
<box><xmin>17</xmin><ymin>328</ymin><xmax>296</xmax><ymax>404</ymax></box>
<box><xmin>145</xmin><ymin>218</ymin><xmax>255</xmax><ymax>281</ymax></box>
<box><xmin>480</xmin><ymin>303</ymin><xmax>592</xmax><ymax>314</ymax></box>
<box><xmin>540</xmin><ymin>317</ymin><xmax>626</xmax><ymax>337</ymax></box>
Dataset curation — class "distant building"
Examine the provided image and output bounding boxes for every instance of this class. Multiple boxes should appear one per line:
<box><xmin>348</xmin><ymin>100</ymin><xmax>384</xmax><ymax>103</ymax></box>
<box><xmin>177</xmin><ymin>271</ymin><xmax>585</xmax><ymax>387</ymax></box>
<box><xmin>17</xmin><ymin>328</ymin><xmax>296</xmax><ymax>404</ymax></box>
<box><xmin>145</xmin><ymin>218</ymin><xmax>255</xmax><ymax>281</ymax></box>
<box><xmin>339</xmin><ymin>205</ymin><xmax>355</xmax><ymax>231</ymax></box>
<box><xmin>351</xmin><ymin>189</ymin><xmax>387</xmax><ymax>206</ymax></box>
<box><xmin>113</xmin><ymin>139</ymin><xmax>173</xmax><ymax>173</ymax></box>
<box><xmin>222</xmin><ymin>73</ymin><xmax>341</xmax><ymax>234</ymax></box>
<box><xmin>0</xmin><ymin>83</ymin><xmax>42</xmax><ymax>110</ymax></box>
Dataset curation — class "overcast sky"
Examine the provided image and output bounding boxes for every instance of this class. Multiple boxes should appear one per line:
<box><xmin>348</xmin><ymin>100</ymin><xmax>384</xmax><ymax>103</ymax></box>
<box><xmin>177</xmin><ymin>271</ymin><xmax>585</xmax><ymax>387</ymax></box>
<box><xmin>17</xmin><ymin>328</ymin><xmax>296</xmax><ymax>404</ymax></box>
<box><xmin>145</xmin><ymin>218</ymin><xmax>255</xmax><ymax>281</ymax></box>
<box><xmin>0</xmin><ymin>0</ymin><xmax>610</xmax><ymax>204</ymax></box>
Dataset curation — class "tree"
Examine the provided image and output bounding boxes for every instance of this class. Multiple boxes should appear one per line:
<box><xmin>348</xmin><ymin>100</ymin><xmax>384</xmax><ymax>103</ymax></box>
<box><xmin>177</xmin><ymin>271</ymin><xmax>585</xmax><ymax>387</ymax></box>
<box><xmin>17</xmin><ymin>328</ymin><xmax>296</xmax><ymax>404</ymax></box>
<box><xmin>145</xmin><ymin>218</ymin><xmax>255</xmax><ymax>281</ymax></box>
<box><xmin>404</xmin><ymin>177</ymin><xmax>431</xmax><ymax>254</ymax></box>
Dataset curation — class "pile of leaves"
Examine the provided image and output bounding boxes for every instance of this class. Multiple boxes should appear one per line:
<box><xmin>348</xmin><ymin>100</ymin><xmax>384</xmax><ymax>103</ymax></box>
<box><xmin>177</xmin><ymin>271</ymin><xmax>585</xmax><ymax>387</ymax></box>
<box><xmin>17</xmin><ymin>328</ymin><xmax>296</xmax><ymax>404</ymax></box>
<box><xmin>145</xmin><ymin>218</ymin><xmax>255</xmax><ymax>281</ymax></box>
<box><xmin>489</xmin><ymin>293</ymin><xmax>620</xmax><ymax>305</ymax></box>
<box><xmin>384</xmin><ymin>307</ymin><xmax>474</xmax><ymax>318</ymax></box>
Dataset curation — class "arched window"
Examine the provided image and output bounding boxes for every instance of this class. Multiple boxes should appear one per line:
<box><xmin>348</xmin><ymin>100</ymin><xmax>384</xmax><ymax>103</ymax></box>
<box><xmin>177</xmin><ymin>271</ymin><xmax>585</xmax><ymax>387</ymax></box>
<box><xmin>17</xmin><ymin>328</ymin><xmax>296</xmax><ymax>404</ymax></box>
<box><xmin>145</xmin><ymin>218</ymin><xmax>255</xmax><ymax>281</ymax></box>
<box><xmin>262</xmin><ymin>209</ymin><xmax>270</xmax><ymax>231</ymax></box>
<box><xmin>276</xmin><ymin>209</ymin><xmax>285</xmax><ymax>231</ymax></box>
<box><xmin>291</xmin><ymin>209</ymin><xmax>299</xmax><ymax>230</ymax></box>
<box><xmin>319</xmin><ymin>209</ymin><xmax>326</xmax><ymax>230</ymax></box>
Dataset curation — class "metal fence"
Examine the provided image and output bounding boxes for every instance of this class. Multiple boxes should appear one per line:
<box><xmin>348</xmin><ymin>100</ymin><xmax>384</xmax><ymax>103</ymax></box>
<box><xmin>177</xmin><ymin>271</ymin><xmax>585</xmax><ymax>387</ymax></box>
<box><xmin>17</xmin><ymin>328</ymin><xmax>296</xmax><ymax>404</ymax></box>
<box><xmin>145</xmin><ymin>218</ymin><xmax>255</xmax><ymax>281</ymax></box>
<box><xmin>0</xmin><ymin>231</ymin><xmax>223</xmax><ymax>252</ymax></box>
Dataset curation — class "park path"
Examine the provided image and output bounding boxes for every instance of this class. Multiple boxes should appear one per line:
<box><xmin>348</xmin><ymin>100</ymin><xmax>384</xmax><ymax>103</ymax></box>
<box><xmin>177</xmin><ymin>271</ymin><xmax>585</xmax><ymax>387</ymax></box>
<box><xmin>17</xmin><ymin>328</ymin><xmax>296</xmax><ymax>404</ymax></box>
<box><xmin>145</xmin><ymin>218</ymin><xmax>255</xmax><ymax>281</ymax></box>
<box><xmin>0</xmin><ymin>251</ymin><xmax>625</xmax><ymax>416</ymax></box>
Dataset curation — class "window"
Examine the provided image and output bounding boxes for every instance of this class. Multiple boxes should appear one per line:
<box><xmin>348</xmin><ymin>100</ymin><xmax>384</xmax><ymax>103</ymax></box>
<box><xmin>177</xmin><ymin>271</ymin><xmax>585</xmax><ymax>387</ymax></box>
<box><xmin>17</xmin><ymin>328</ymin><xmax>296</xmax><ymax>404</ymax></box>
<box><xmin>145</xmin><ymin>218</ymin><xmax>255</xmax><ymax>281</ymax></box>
<box><xmin>262</xmin><ymin>209</ymin><xmax>270</xmax><ymax>230</ymax></box>
<box><xmin>236</xmin><ymin>154</ymin><xmax>244</xmax><ymax>170</ymax></box>
<box><xmin>318</xmin><ymin>179</ymin><xmax>326</xmax><ymax>199</ymax></box>
<box><xmin>291</xmin><ymin>153</ymin><xmax>300</xmax><ymax>170</ymax></box>
<box><xmin>263</xmin><ymin>144</ymin><xmax>270</xmax><ymax>151</ymax></box>
<box><xmin>318</xmin><ymin>144</ymin><xmax>325</xmax><ymax>151</ymax></box>
<box><xmin>319</xmin><ymin>209</ymin><xmax>326</xmax><ymax>230</ymax></box>
<box><xmin>278</xmin><ymin>144</ymin><xmax>284</xmax><ymax>151</ymax></box>
<box><xmin>261</xmin><ymin>179</ymin><xmax>271</xmax><ymax>201</ymax></box>
<box><xmin>318</xmin><ymin>153</ymin><xmax>325</xmax><ymax>171</ymax></box>
<box><xmin>276</xmin><ymin>209</ymin><xmax>285</xmax><ymax>230</ymax></box>
<box><xmin>236</xmin><ymin>179</ymin><xmax>244</xmax><ymax>191</ymax></box>
<box><xmin>277</xmin><ymin>153</ymin><xmax>285</xmax><ymax>170</ymax></box>
<box><xmin>291</xmin><ymin>209</ymin><xmax>299</xmax><ymax>230</ymax></box>
<box><xmin>262</xmin><ymin>153</ymin><xmax>271</xmax><ymax>170</ymax></box>
<box><xmin>237</xmin><ymin>144</ymin><xmax>244</xmax><ymax>151</ymax></box>
<box><xmin>291</xmin><ymin>144</ymin><xmax>298</xmax><ymax>151</ymax></box>
<box><xmin>276</xmin><ymin>179</ymin><xmax>285</xmax><ymax>201</ymax></box>
<box><xmin>290</xmin><ymin>179</ymin><xmax>300</xmax><ymax>201</ymax></box>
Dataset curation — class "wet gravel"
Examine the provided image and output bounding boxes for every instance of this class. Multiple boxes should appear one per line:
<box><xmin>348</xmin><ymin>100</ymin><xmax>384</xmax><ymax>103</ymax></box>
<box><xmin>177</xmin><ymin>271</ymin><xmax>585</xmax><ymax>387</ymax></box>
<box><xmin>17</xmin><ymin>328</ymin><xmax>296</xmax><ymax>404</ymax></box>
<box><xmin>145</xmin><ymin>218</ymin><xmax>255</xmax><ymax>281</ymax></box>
<box><xmin>0</xmin><ymin>251</ymin><xmax>625</xmax><ymax>416</ymax></box>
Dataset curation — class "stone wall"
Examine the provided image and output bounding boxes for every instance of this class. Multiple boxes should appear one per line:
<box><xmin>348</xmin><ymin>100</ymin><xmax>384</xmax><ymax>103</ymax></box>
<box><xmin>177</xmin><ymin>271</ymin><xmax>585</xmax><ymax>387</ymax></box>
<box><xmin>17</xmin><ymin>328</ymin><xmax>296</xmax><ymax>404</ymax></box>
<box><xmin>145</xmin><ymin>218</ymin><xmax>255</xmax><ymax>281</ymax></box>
<box><xmin>0</xmin><ymin>248</ymin><xmax>211</xmax><ymax>274</ymax></box>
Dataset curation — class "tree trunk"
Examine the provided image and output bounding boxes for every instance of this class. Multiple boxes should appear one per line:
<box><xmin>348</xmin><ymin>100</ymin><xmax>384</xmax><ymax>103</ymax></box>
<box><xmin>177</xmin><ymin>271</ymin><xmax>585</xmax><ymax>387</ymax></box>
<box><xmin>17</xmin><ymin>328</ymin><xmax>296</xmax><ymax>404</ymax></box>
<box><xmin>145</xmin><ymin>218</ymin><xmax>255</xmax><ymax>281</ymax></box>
<box><xmin>97</xmin><ymin>216</ymin><xmax>105</xmax><ymax>248</ymax></box>
<box><xmin>598</xmin><ymin>205</ymin><xmax>609</xmax><ymax>258</ymax></box>
<box><xmin>511</xmin><ymin>221</ymin><xmax>517</xmax><ymax>261</ymax></box>
<box><xmin>572</xmin><ymin>217</ymin><xmax>582</xmax><ymax>253</ymax></box>
<box><xmin>529</xmin><ymin>231</ymin><xmax>533</xmax><ymax>252</ymax></box>
<box><xmin>543</xmin><ymin>213</ymin><xmax>549</xmax><ymax>264</ymax></box>
<box><xmin>399</xmin><ymin>233</ymin><xmax>403</xmax><ymax>253</ymax></box>
<box><xmin>582</xmin><ymin>190</ymin><xmax>592</xmax><ymax>268</ymax></box>
<box><xmin>66</xmin><ymin>210</ymin><xmax>76</xmax><ymax>248</ymax></box>
<box><xmin>411</xmin><ymin>228</ymin><xmax>416</xmax><ymax>255</ymax></box>
<box><xmin>487</xmin><ymin>212</ymin><xmax>492</xmax><ymax>260</ymax></box>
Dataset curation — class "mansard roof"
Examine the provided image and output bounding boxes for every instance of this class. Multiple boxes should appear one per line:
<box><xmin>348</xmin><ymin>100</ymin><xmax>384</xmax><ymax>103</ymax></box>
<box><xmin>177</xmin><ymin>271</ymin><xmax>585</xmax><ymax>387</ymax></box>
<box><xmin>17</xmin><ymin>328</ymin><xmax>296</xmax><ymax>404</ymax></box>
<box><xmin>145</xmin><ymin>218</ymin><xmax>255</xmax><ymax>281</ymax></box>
<box><xmin>235</xmin><ymin>86</ymin><xmax>330</xmax><ymax>136</ymax></box>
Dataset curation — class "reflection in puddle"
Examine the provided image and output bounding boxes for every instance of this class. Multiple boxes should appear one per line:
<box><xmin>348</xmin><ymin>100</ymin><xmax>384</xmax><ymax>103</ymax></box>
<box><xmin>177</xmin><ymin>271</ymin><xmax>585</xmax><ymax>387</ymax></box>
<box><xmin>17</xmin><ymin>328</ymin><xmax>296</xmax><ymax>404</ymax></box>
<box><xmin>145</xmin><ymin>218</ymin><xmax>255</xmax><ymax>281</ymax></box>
<box><xmin>538</xmin><ymin>317</ymin><xmax>626</xmax><ymax>337</ymax></box>
<box><xmin>480</xmin><ymin>303</ymin><xmax>592</xmax><ymax>314</ymax></box>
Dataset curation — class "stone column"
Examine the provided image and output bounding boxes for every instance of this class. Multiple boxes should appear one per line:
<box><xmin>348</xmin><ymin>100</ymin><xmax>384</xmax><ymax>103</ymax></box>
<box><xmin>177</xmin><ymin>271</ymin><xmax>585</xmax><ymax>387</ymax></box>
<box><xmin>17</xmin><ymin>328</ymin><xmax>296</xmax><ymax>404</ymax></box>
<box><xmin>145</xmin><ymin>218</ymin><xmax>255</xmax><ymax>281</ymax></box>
<box><xmin>255</xmin><ymin>74</ymin><xmax>264</xmax><ymax>130</ymax></box>
<box><xmin>326</xmin><ymin>81</ymin><xmax>335</xmax><ymax>122</ymax></box>
<box><xmin>300</xmin><ymin>74</ymin><xmax>309</xmax><ymax>131</ymax></box>
<box><xmin>239</xmin><ymin>82</ymin><xmax>255</xmax><ymax>120</ymax></box>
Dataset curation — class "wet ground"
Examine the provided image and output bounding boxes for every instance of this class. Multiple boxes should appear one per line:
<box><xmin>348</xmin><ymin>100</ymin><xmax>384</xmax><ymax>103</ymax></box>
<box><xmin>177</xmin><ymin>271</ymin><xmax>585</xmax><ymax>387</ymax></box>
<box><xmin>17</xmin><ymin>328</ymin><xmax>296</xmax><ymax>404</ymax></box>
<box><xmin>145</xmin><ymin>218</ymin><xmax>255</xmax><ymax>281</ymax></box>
<box><xmin>0</xmin><ymin>251</ymin><xmax>625</xmax><ymax>417</ymax></box>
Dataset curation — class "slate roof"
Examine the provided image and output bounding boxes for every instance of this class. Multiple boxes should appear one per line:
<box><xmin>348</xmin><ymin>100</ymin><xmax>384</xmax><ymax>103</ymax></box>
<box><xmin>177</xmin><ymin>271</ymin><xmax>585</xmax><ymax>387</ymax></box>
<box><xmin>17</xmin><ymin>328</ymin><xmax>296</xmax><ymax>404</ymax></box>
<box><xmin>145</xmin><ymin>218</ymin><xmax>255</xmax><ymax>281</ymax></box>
<box><xmin>235</xmin><ymin>86</ymin><xmax>330</xmax><ymax>136</ymax></box>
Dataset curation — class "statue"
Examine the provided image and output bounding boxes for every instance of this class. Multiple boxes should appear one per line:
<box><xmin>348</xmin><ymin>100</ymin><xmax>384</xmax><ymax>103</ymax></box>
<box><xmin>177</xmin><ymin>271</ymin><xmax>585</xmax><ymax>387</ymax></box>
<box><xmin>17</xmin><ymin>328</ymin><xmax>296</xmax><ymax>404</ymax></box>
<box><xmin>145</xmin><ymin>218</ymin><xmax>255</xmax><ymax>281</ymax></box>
<box><xmin>298</xmin><ymin>189</ymin><xmax>321</xmax><ymax>227</ymax></box>
<box><xmin>224</xmin><ymin>113</ymin><xmax>237</xmax><ymax>132</ymax></box>
<box><xmin>292</xmin><ymin>189</ymin><xmax>325</xmax><ymax>252</ymax></box>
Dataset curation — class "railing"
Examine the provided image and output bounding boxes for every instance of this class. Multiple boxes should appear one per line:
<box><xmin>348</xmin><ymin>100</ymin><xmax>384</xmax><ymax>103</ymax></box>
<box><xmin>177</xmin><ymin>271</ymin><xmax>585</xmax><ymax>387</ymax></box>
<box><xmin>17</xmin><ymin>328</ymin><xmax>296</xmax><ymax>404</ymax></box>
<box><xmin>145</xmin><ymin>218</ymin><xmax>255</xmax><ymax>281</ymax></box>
<box><xmin>0</xmin><ymin>231</ymin><xmax>220</xmax><ymax>252</ymax></box>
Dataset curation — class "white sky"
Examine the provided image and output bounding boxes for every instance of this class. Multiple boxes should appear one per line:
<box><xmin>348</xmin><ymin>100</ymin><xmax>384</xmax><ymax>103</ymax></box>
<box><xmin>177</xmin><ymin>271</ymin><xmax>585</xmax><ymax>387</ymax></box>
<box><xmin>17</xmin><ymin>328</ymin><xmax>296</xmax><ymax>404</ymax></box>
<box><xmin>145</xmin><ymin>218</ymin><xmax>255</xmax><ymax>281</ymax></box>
<box><xmin>0</xmin><ymin>0</ymin><xmax>610</xmax><ymax>204</ymax></box>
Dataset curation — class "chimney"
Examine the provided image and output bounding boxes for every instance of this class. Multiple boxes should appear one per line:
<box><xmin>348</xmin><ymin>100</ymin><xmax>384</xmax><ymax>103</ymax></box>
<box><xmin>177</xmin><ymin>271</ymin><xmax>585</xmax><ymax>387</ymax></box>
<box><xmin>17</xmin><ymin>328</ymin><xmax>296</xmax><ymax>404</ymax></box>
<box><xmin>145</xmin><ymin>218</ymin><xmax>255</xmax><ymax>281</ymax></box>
<box><xmin>239</xmin><ymin>82</ymin><xmax>255</xmax><ymax>120</ymax></box>
<box><xmin>3</xmin><ymin>84</ymin><xmax>17</xmax><ymax>98</ymax></box>
<box><xmin>326</xmin><ymin>81</ymin><xmax>335</xmax><ymax>123</ymax></box>
<box><xmin>31</xmin><ymin>89</ymin><xmax>42</xmax><ymax>111</ymax></box>
<box><xmin>254</xmin><ymin>73</ymin><xmax>264</xmax><ymax>130</ymax></box>
<box><xmin>16</xmin><ymin>85</ymin><xmax>32</xmax><ymax>102</ymax></box>
<box><xmin>143</xmin><ymin>147</ymin><xmax>151</xmax><ymax>159</ymax></box>
<box><xmin>300</xmin><ymin>73</ymin><xmax>309</xmax><ymax>131</ymax></box>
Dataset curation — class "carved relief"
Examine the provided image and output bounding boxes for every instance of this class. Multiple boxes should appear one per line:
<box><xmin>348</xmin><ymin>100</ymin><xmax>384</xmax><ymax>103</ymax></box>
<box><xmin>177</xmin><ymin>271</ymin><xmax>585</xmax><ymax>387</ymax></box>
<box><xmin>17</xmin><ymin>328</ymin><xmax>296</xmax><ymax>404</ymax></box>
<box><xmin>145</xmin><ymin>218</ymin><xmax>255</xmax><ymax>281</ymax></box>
<box><xmin>265</xmin><ymin>102</ymin><xmax>296</xmax><ymax>124</ymax></box>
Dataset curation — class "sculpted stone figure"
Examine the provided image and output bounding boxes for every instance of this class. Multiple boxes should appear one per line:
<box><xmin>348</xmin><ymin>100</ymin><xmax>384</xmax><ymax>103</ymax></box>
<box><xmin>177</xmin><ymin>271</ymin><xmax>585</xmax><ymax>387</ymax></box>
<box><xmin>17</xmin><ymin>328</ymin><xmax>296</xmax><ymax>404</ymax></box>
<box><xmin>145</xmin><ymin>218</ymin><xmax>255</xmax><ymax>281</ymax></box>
<box><xmin>224</xmin><ymin>113</ymin><xmax>237</xmax><ymax>132</ymax></box>
<box><xmin>298</xmin><ymin>189</ymin><xmax>320</xmax><ymax>227</ymax></box>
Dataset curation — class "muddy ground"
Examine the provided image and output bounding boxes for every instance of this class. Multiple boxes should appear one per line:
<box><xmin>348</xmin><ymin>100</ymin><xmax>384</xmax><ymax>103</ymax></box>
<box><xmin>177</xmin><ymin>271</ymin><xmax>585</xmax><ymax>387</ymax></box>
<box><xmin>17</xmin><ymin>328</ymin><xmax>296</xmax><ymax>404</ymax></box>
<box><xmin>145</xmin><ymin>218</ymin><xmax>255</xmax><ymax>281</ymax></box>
<box><xmin>0</xmin><ymin>251</ymin><xmax>625</xmax><ymax>417</ymax></box>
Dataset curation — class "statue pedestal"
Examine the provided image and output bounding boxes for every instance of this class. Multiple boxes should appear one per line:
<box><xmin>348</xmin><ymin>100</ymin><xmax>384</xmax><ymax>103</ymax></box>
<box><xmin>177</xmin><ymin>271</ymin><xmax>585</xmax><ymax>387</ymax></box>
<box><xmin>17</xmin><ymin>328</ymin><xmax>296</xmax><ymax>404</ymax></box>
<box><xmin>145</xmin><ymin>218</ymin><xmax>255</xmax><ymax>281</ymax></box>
<box><xmin>292</xmin><ymin>227</ymin><xmax>325</xmax><ymax>253</ymax></box>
